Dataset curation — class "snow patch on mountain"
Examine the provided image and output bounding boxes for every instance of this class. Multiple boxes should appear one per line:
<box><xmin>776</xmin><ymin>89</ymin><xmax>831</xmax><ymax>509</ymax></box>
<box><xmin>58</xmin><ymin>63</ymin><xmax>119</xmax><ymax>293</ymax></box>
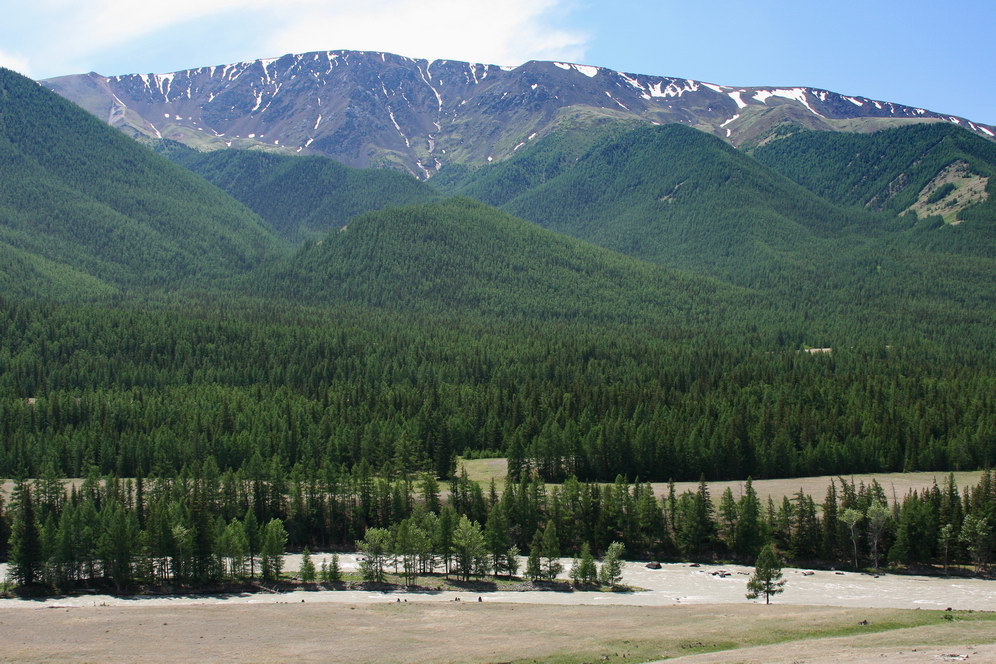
<box><xmin>619</xmin><ymin>73</ymin><xmax>644</xmax><ymax>90</ymax></box>
<box><xmin>754</xmin><ymin>88</ymin><xmax>824</xmax><ymax>117</ymax></box>
<box><xmin>573</xmin><ymin>64</ymin><xmax>599</xmax><ymax>77</ymax></box>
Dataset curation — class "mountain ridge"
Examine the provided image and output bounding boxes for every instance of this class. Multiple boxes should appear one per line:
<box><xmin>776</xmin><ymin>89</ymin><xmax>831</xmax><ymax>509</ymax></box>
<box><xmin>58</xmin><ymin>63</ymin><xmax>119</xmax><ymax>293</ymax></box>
<box><xmin>41</xmin><ymin>49</ymin><xmax>996</xmax><ymax>178</ymax></box>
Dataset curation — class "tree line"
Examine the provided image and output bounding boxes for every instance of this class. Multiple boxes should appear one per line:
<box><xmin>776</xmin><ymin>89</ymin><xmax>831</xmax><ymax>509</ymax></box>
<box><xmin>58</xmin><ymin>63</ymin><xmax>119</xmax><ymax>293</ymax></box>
<box><xmin>3</xmin><ymin>465</ymin><xmax>993</xmax><ymax>590</ymax></box>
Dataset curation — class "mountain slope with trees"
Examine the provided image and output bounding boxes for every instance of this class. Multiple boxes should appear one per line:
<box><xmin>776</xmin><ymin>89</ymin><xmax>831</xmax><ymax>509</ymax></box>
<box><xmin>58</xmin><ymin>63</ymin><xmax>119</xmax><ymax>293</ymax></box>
<box><xmin>753</xmin><ymin>123</ymin><xmax>996</xmax><ymax>224</ymax></box>
<box><xmin>251</xmin><ymin>196</ymin><xmax>741</xmax><ymax>323</ymax></box>
<box><xmin>157</xmin><ymin>142</ymin><xmax>440</xmax><ymax>242</ymax></box>
<box><xmin>0</xmin><ymin>67</ymin><xmax>283</xmax><ymax>295</ymax></box>
<box><xmin>443</xmin><ymin>123</ymin><xmax>899</xmax><ymax>297</ymax></box>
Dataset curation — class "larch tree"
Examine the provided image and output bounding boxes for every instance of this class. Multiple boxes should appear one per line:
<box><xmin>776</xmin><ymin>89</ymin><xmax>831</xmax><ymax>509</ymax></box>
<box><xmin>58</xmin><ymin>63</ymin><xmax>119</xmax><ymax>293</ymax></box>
<box><xmin>746</xmin><ymin>544</ymin><xmax>785</xmax><ymax>605</ymax></box>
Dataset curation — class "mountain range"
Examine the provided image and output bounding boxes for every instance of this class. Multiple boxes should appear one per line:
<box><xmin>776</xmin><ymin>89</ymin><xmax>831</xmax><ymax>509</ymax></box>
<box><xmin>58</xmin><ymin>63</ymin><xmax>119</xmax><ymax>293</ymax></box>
<box><xmin>42</xmin><ymin>50</ymin><xmax>996</xmax><ymax>179</ymax></box>
<box><xmin>1</xmin><ymin>53</ymin><xmax>994</xmax><ymax>483</ymax></box>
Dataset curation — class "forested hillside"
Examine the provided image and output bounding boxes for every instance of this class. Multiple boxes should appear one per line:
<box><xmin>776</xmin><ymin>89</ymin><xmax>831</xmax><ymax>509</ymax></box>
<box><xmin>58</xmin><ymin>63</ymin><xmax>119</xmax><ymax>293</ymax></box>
<box><xmin>158</xmin><ymin>142</ymin><xmax>439</xmax><ymax>242</ymax></box>
<box><xmin>0</xmin><ymin>68</ymin><xmax>282</xmax><ymax>294</ymax></box>
<box><xmin>0</xmin><ymin>296</ymin><xmax>992</xmax><ymax>483</ymax></box>
<box><xmin>447</xmin><ymin>124</ymin><xmax>879</xmax><ymax>279</ymax></box>
<box><xmin>441</xmin><ymin>123</ymin><xmax>995</xmax><ymax>343</ymax></box>
<box><xmin>250</xmin><ymin>197</ymin><xmax>741</xmax><ymax>322</ymax></box>
<box><xmin>753</xmin><ymin>123</ymin><xmax>996</xmax><ymax>223</ymax></box>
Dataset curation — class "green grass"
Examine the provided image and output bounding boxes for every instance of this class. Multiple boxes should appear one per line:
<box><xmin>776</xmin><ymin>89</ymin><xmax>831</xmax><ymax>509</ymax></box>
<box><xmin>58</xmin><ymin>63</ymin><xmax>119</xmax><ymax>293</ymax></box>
<box><xmin>515</xmin><ymin>609</ymin><xmax>996</xmax><ymax>664</ymax></box>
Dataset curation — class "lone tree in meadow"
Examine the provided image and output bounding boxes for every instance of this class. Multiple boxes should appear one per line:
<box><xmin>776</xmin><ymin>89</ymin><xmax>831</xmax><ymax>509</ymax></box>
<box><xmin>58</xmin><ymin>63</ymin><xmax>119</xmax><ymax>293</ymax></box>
<box><xmin>746</xmin><ymin>544</ymin><xmax>785</xmax><ymax>605</ymax></box>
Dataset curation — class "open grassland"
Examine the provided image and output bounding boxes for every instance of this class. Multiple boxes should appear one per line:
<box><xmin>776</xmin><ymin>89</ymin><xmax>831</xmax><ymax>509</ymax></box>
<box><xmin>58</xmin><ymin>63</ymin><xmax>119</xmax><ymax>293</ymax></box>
<box><xmin>0</xmin><ymin>601</ymin><xmax>992</xmax><ymax>664</ymax></box>
<box><xmin>3</xmin><ymin>468</ymin><xmax>983</xmax><ymax>507</ymax></box>
<box><xmin>457</xmin><ymin>460</ymin><xmax>984</xmax><ymax>505</ymax></box>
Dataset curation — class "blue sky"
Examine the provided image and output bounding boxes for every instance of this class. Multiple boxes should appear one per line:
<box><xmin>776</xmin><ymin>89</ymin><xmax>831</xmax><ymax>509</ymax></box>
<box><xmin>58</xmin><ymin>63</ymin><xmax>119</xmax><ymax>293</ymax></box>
<box><xmin>2</xmin><ymin>0</ymin><xmax>994</xmax><ymax>124</ymax></box>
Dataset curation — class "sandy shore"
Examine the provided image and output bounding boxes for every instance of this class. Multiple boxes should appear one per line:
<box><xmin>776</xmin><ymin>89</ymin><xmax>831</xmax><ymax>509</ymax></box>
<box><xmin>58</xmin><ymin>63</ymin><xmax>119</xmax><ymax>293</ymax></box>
<box><xmin>3</xmin><ymin>556</ymin><xmax>994</xmax><ymax>612</ymax></box>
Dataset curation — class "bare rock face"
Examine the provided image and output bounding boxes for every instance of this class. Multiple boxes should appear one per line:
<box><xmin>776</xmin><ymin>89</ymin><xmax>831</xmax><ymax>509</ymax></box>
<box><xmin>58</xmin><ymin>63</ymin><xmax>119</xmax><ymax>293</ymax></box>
<box><xmin>42</xmin><ymin>49</ymin><xmax>996</xmax><ymax>179</ymax></box>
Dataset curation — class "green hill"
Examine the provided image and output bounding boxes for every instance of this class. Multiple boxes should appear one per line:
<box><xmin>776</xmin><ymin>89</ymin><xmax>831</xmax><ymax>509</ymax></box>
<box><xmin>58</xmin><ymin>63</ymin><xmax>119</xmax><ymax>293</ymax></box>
<box><xmin>438</xmin><ymin>123</ymin><xmax>994</xmax><ymax>343</ymax></box>
<box><xmin>445</xmin><ymin>123</ymin><xmax>890</xmax><ymax>287</ymax></box>
<box><xmin>159</xmin><ymin>143</ymin><xmax>440</xmax><ymax>242</ymax></box>
<box><xmin>752</xmin><ymin>123</ymin><xmax>996</xmax><ymax>224</ymax></box>
<box><xmin>0</xmin><ymin>67</ymin><xmax>283</xmax><ymax>296</ymax></box>
<box><xmin>430</xmin><ymin>120</ymin><xmax>638</xmax><ymax>201</ymax></box>
<box><xmin>254</xmin><ymin>197</ymin><xmax>741</xmax><ymax>324</ymax></box>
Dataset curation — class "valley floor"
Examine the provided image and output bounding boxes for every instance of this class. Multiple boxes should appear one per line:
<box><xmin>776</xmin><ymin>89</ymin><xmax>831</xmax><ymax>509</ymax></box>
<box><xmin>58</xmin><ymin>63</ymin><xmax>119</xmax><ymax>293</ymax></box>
<box><xmin>2</xmin><ymin>558</ymin><xmax>995</xmax><ymax>663</ymax></box>
<box><xmin>3</xmin><ymin>557</ymin><xmax>995</xmax><ymax>612</ymax></box>
<box><xmin>1</xmin><ymin>598</ymin><xmax>992</xmax><ymax>664</ymax></box>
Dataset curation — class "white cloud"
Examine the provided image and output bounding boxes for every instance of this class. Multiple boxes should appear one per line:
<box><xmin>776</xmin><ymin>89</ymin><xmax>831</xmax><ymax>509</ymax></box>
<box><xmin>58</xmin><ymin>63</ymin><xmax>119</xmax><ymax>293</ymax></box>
<box><xmin>0</xmin><ymin>49</ymin><xmax>32</xmax><ymax>76</ymax></box>
<box><xmin>263</xmin><ymin>0</ymin><xmax>589</xmax><ymax>66</ymax></box>
<box><xmin>21</xmin><ymin>0</ymin><xmax>588</xmax><ymax>76</ymax></box>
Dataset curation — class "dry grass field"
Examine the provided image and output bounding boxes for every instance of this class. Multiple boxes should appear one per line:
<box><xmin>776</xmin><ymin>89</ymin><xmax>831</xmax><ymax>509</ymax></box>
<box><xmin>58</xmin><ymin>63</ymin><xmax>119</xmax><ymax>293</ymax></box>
<box><xmin>456</xmin><ymin>459</ymin><xmax>984</xmax><ymax>505</ymax></box>
<box><xmin>3</xmin><ymin>468</ymin><xmax>983</xmax><ymax>508</ymax></box>
<box><xmin>1</xmin><ymin>600</ymin><xmax>993</xmax><ymax>664</ymax></box>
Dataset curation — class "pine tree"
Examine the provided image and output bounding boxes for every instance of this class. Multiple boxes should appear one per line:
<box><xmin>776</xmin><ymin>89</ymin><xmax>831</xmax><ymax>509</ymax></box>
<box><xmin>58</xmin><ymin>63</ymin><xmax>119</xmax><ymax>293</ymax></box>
<box><xmin>746</xmin><ymin>544</ymin><xmax>785</xmax><ymax>605</ymax></box>
<box><xmin>960</xmin><ymin>514</ymin><xmax>991</xmax><ymax>573</ymax></box>
<box><xmin>735</xmin><ymin>478</ymin><xmax>763</xmax><ymax>560</ymax></box>
<box><xmin>321</xmin><ymin>553</ymin><xmax>343</xmax><ymax>584</ymax></box>
<box><xmin>840</xmin><ymin>508</ymin><xmax>863</xmax><ymax>569</ymax></box>
<box><xmin>717</xmin><ymin>487</ymin><xmax>738</xmax><ymax>553</ymax></box>
<box><xmin>300</xmin><ymin>547</ymin><xmax>316</xmax><ymax>583</ymax></box>
<box><xmin>244</xmin><ymin>508</ymin><xmax>260</xmax><ymax>579</ymax></box>
<box><xmin>485</xmin><ymin>504</ymin><xmax>512</xmax><ymax>576</ymax></box>
<box><xmin>866</xmin><ymin>502</ymin><xmax>891</xmax><ymax>572</ymax></box>
<box><xmin>358</xmin><ymin>527</ymin><xmax>391</xmax><ymax>583</ymax></box>
<box><xmin>452</xmin><ymin>516</ymin><xmax>488</xmax><ymax>581</ymax></box>
<box><xmin>569</xmin><ymin>542</ymin><xmax>598</xmax><ymax>586</ymax></box>
<box><xmin>599</xmin><ymin>541</ymin><xmax>625</xmax><ymax>588</ymax></box>
<box><xmin>526</xmin><ymin>529</ymin><xmax>543</xmax><ymax>581</ymax></box>
<box><xmin>541</xmin><ymin>521</ymin><xmax>562</xmax><ymax>580</ymax></box>
<box><xmin>938</xmin><ymin>523</ymin><xmax>956</xmax><ymax>575</ymax></box>
<box><xmin>8</xmin><ymin>482</ymin><xmax>43</xmax><ymax>586</ymax></box>
<box><xmin>260</xmin><ymin>518</ymin><xmax>288</xmax><ymax>582</ymax></box>
<box><xmin>223</xmin><ymin>519</ymin><xmax>249</xmax><ymax>579</ymax></box>
<box><xmin>506</xmin><ymin>545</ymin><xmax>521</xmax><ymax>578</ymax></box>
<box><xmin>420</xmin><ymin>472</ymin><xmax>441</xmax><ymax>514</ymax></box>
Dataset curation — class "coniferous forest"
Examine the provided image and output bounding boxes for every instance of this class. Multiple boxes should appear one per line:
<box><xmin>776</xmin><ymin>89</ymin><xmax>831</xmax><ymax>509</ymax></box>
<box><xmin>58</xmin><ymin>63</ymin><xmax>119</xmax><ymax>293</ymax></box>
<box><xmin>1</xmin><ymin>65</ymin><xmax>994</xmax><ymax>591</ymax></box>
